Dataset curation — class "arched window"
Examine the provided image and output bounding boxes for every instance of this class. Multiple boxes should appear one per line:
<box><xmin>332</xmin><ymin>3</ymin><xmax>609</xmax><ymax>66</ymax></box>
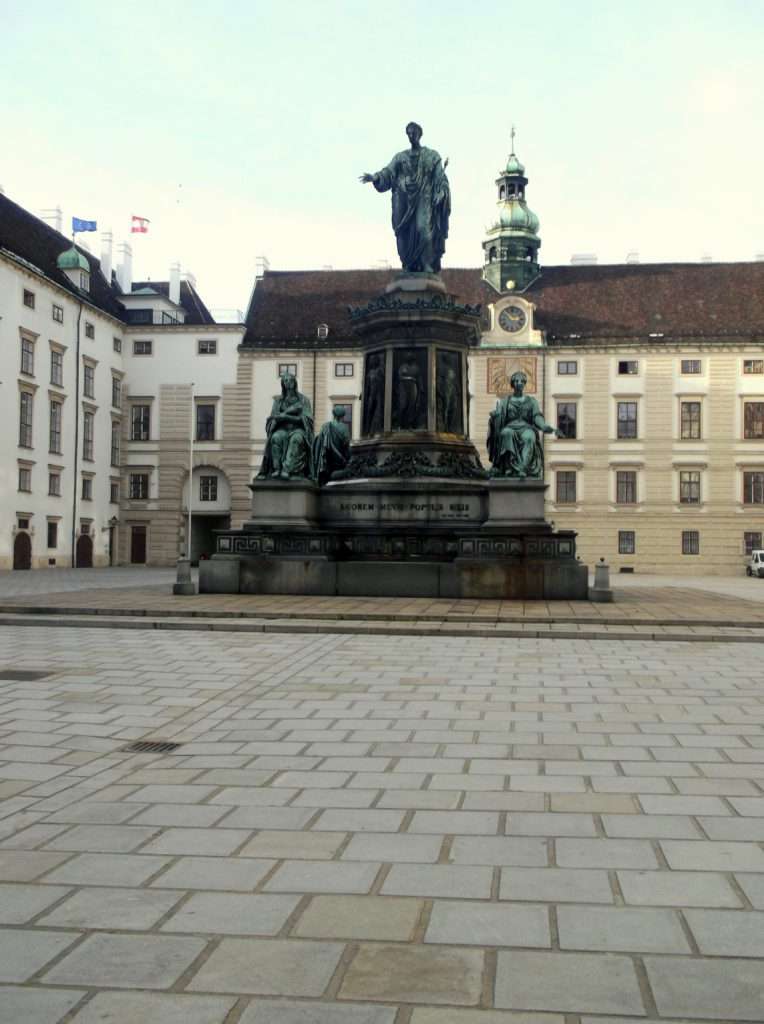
<box><xmin>499</xmin><ymin>186</ymin><xmax>505</xmax><ymax>200</ymax></box>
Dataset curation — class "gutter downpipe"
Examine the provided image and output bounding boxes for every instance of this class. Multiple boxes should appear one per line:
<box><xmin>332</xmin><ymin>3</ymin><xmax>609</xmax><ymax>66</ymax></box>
<box><xmin>70</xmin><ymin>300</ymin><xmax>83</xmax><ymax>567</ymax></box>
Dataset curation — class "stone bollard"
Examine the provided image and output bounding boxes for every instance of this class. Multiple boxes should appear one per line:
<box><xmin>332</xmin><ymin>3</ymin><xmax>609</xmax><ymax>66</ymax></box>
<box><xmin>590</xmin><ymin>557</ymin><xmax>614</xmax><ymax>603</ymax></box>
<box><xmin>172</xmin><ymin>557</ymin><xmax>196</xmax><ymax>596</ymax></box>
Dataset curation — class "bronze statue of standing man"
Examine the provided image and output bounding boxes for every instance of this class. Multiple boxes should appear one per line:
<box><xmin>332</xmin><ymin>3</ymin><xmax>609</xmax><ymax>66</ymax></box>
<box><xmin>360</xmin><ymin>122</ymin><xmax>450</xmax><ymax>274</ymax></box>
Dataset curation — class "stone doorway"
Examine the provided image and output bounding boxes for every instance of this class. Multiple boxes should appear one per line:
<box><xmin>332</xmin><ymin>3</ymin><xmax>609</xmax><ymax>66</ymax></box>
<box><xmin>13</xmin><ymin>532</ymin><xmax>32</xmax><ymax>570</ymax></box>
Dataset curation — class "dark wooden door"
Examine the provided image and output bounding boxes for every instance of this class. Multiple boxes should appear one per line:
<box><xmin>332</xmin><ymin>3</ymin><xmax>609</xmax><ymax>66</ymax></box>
<box><xmin>13</xmin><ymin>532</ymin><xmax>32</xmax><ymax>570</ymax></box>
<box><xmin>108</xmin><ymin>527</ymin><xmax>115</xmax><ymax>566</ymax></box>
<box><xmin>130</xmin><ymin>526</ymin><xmax>147</xmax><ymax>564</ymax></box>
<box><xmin>76</xmin><ymin>534</ymin><xmax>93</xmax><ymax>568</ymax></box>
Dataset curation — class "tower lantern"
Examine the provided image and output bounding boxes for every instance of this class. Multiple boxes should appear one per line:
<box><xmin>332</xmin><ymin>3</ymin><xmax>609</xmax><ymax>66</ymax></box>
<box><xmin>482</xmin><ymin>128</ymin><xmax>541</xmax><ymax>293</ymax></box>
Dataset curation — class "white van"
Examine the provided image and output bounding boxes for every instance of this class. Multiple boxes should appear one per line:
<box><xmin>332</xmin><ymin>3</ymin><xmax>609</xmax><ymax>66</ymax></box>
<box><xmin>746</xmin><ymin>550</ymin><xmax>764</xmax><ymax>578</ymax></box>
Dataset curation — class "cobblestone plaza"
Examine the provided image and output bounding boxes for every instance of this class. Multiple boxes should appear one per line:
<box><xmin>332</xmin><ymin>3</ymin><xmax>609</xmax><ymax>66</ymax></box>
<box><xmin>1</xmin><ymin>573</ymin><xmax>764</xmax><ymax>1021</ymax></box>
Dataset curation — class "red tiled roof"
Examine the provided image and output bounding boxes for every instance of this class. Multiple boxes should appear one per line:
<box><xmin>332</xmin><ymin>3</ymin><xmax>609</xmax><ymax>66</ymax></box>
<box><xmin>243</xmin><ymin>263</ymin><xmax>764</xmax><ymax>346</ymax></box>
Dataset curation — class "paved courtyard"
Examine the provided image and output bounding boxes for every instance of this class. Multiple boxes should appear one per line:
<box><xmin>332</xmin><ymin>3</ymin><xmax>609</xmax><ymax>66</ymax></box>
<box><xmin>1</xmin><ymin>617</ymin><xmax>764</xmax><ymax>1022</ymax></box>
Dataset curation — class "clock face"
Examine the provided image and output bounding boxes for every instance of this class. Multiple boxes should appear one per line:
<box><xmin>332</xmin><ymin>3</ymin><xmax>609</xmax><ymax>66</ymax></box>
<box><xmin>498</xmin><ymin>305</ymin><xmax>527</xmax><ymax>333</ymax></box>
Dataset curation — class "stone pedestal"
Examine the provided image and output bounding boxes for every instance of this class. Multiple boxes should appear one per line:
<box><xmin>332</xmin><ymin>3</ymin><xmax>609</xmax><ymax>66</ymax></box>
<box><xmin>246</xmin><ymin>480</ymin><xmax>319</xmax><ymax>529</ymax></box>
<box><xmin>485</xmin><ymin>480</ymin><xmax>546</xmax><ymax>526</ymax></box>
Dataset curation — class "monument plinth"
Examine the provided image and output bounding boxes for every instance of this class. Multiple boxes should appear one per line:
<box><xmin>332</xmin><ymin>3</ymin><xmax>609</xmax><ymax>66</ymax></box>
<box><xmin>199</xmin><ymin>122</ymin><xmax>590</xmax><ymax>600</ymax></box>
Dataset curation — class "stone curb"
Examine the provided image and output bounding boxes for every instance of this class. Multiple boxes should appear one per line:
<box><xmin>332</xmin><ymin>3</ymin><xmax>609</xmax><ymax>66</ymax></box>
<box><xmin>0</xmin><ymin>613</ymin><xmax>763</xmax><ymax>644</ymax></box>
<box><xmin>1</xmin><ymin>603</ymin><xmax>763</xmax><ymax>630</ymax></box>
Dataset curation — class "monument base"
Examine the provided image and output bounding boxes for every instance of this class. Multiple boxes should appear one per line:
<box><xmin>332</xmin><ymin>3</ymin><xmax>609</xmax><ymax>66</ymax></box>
<box><xmin>199</xmin><ymin>476</ymin><xmax>589</xmax><ymax>600</ymax></box>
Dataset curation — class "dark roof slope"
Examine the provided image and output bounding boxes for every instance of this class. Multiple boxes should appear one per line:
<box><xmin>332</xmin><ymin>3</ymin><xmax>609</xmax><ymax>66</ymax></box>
<box><xmin>131</xmin><ymin>280</ymin><xmax>215</xmax><ymax>325</ymax></box>
<box><xmin>0</xmin><ymin>193</ymin><xmax>125</xmax><ymax>319</ymax></box>
<box><xmin>0</xmin><ymin>192</ymin><xmax>216</xmax><ymax>325</ymax></box>
<box><xmin>243</xmin><ymin>263</ymin><xmax>764</xmax><ymax>346</ymax></box>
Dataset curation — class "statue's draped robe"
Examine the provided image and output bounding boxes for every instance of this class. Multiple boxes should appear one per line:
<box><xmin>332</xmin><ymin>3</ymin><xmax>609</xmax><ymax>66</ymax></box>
<box><xmin>373</xmin><ymin>146</ymin><xmax>450</xmax><ymax>272</ymax></box>
<box><xmin>313</xmin><ymin>418</ymin><xmax>350</xmax><ymax>484</ymax></box>
<box><xmin>257</xmin><ymin>392</ymin><xmax>314</xmax><ymax>478</ymax></box>
<box><xmin>487</xmin><ymin>394</ymin><xmax>547</xmax><ymax>478</ymax></box>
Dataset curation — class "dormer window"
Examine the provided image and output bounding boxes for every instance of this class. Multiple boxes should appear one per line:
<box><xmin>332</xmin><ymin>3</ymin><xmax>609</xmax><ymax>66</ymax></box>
<box><xmin>80</xmin><ymin>270</ymin><xmax>90</xmax><ymax>291</ymax></box>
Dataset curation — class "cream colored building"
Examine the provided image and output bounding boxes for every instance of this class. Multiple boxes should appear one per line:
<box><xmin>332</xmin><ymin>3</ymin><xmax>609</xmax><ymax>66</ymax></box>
<box><xmin>3</xmin><ymin>149</ymin><xmax>763</xmax><ymax>575</ymax></box>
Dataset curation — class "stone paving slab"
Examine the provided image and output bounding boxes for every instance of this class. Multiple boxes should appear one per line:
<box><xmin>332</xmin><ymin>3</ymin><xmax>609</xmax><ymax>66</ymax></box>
<box><xmin>0</xmin><ymin>623</ymin><xmax>764</xmax><ymax>1019</ymax></box>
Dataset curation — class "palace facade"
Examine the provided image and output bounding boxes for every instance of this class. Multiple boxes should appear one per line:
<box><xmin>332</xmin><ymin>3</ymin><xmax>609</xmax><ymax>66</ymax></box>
<box><xmin>2</xmin><ymin>147</ymin><xmax>763</xmax><ymax>574</ymax></box>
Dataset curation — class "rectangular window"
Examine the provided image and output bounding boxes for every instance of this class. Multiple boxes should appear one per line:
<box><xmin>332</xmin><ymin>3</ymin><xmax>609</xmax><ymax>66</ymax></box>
<box><xmin>49</xmin><ymin>400</ymin><xmax>63</xmax><ymax>454</ymax></box>
<box><xmin>50</xmin><ymin>349</ymin><xmax>63</xmax><ymax>386</ymax></box>
<box><xmin>49</xmin><ymin>472</ymin><xmax>61</xmax><ymax>496</ymax></box>
<box><xmin>334</xmin><ymin>403</ymin><xmax>353</xmax><ymax>437</ymax></box>
<box><xmin>555</xmin><ymin>470</ymin><xmax>577</xmax><ymax>504</ymax></box>
<box><xmin>335</xmin><ymin>362</ymin><xmax>354</xmax><ymax>377</ymax></box>
<box><xmin>129</xmin><ymin>473</ymin><xmax>149</xmax><ymax>500</ymax></box>
<box><xmin>557</xmin><ymin>360</ymin><xmax>578</xmax><ymax>375</ymax></box>
<box><xmin>743</xmin><ymin>471</ymin><xmax>764</xmax><ymax>504</ymax></box>
<box><xmin>199</xmin><ymin>475</ymin><xmax>218</xmax><ymax>501</ymax></box>
<box><xmin>616</xmin><ymin>470</ymin><xmax>637</xmax><ymax>504</ymax></box>
<box><xmin>681</xmin><ymin>359</ymin><xmax>701</xmax><ymax>374</ymax></box>
<box><xmin>84</xmin><ymin>321</ymin><xmax>95</xmax><ymax>339</ymax></box>
<box><xmin>83</xmin><ymin>363</ymin><xmax>95</xmax><ymax>398</ymax></box>
<box><xmin>18</xmin><ymin>466</ymin><xmax>31</xmax><ymax>492</ymax></box>
<box><xmin>47</xmin><ymin>522</ymin><xmax>58</xmax><ymax>548</ymax></box>
<box><xmin>133</xmin><ymin>340</ymin><xmax>152</xmax><ymax>355</ymax></box>
<box><xmin>20</xmin><ymin>337</ymin><xmax>34</xmax><ymax>375</ymax></box>
<box><xmin>618</xmin><ymin>360</ymin><xmax>638</xmax><ymax>375</ymax></box>
<box><xmin>111</xmin><ymin>376</ymin><xmax>121</xmax><ymax>407</ymax></box>
<box><xmin>744</xmin><ymin>402</ymin><xmax>764</xmax><ymax>439</ymax></box>
<box><xmin>198</xmin><ymin>339</ymin><xmax>217</xmax><ymax>354</ymax></box>
<box><xmin>618</xmin><ymin>530</ymin><xmax>636</xmax><ymax>555</ymax></box>
<box><xmin>113</xmin><ymin>337</ymin><xmax>122</xmax><ymax>353</ymax></box>
<box><xmin>680</xmin><ymin>401</ymin><xmax>701</xmax><ymax>440</ymax></box>
<box><xmin>19</xmin><ymin>392</ymin><xmax>33</xmax><ymax>447</ymax></box>
<box><xmin>83</xmin><ymin>411</ymin><xmax>94</xmax><ymax>460</ymax></box>
<box><xmin>617</xmin><ymin>401</ymin><xmax>638</xmax><ymax>439</ymax></box>
<box><xmin>682</xmin><ymin>530</ymin><xmax>700</xmax><ymax>555</ymax></box>
<box><xmin>196</xmin><ymin>404</ymin><xmax>216</xmax><ymax>441</ymax></box>
<box><xmin>744</xmin><ymin>359</ymin><xmax>764</xmax><ymax>374</ymax></box>
<box><xmin>131</xmin><ymin>405</ymin><xmax>151</xmax><ymax>441</ymax></box>
<box><xmin>110</xmin><ymin>481</ymin><xmax>119</xmax><ymax>504</ymax></box>
<box><xmin>278</xmin><ymin>362</ymin><xmax>297</xmax><ymax>377</ymax></box>
<box><xmin>52</xmin><ymin>303</ymin><xmax>63</xmax><ymax>323</ymax></box>
<box><xmin>556</xmin><ymin>402</ymin><xmax>577</xmax><ymax>439</ymax></box>
<box><xmin>81</xmin><ymin>477</ymin><xmax>93</xmax><ymax>500</ymax></box>
<box><xmin>680</xmin><ymin>470</ymin><xmax>701</xmax><ymax>504</ymax></box>
<box><xmin>23</xmin><ymin>288</ymin><xmax>35</xmax><ymax>309</ymax></box>
<box><xmin>111</xmin><ymin>422</ymin><xmax>120</xmax><ymax>467</ymax></box>
<box><xmin>744</xmin><ymin>531</ymin><xmax>763</xmax><ymax>555</ymax></box>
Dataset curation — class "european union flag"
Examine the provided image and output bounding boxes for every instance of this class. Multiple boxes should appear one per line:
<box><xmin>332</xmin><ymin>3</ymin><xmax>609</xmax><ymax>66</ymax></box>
<box><xmin>72</xmin><ymin>217</ymin><xmax>97</xmax><ymax>233</ymax></box>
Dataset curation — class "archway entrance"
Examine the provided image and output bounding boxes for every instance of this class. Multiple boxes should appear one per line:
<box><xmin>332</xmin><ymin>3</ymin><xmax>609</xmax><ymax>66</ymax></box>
<box><xmin>76</xmin><ymin>534</ymin><xmax>93</xmax><ymax>568</ymax></box>
<box><xmin>13</xmin><ymin>532</ymin><xmax>32</xmax><ymax>570</ymax></box>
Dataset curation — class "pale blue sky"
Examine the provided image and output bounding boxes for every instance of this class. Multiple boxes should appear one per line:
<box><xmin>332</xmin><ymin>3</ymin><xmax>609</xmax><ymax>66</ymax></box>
<box><xmin>2</xmin><ymin>0</ymin><xmax>763</xmax><ymax>312</ymax></box>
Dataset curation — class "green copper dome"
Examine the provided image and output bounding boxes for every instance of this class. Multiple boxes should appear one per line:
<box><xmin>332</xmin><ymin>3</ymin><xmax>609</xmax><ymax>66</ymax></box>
<box><xmin>504</xmin><ymin>152</ymin><xmax>525</xmax><ymax>176</ymax></box>
<box><xmin>498</xmin><ymin>201</ymin><xmax>539</xmax><ymax>233</ymax></box>
<box><xmin>57</xmin><ymin>246</ymin><xmax>89</xmax><ymax>272</ymax></box>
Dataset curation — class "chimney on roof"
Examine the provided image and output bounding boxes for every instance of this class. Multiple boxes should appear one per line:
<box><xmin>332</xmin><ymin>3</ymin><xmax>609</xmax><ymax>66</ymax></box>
<box><xmin>755</xmin><ymin>252</ymin><xmax>764</xmax><ymax>262</ymax></box>
<box><xmin>181</xmin><ymin>269</ymin><xmax>197</xmax><ymax>290</ymax></box>
<box><xmin>255</xmin><ymin>255</ymin><xmax>270</xmax><ymax>279</ymax></box>
<box><xmin>321</xmin><ymin>265</ymin><xmax>334</xmax><ymax>271</ymax></box>
<box><xmin>626</xmin><ymin>251</ymin><xmax>640</xmax><ymax>264</ymax></box>
<box><xmin>570</xmin><ymin>253</ymin><xmax>597</xmax><ymax>265</ymax></box>
<box><xmin>100</xmin><ymin>231</ymin><xmax>113</xmax><ymax>285</ymax></box>
<box><xmin>116</xmin><ymin>242</ymin><xmax>133</xmax><ymax>294</ymax></box>
<box><xmin>169</xmin><ymin>261</ymin><xmax>181</xmax><ymax>305</ymax></box>
<box><xmin>700</xmin><ymin>253</ymin><xmax>713</xmax><ymax>263</ymax></box>
<box><xmin>40</xmin><ymin>206</ymin><xmax>63</xmax><ymax>233</ymax></box>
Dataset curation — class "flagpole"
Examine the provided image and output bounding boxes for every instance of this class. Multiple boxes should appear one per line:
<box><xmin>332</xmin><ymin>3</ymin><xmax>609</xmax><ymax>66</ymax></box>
<box><xmin>188</xmin><ymin>381</ymin><xmax>194</xmax><ymax>559</ymax></box>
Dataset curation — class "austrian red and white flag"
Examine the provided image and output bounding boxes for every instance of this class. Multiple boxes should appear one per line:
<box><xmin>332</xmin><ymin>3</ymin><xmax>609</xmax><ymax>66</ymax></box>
<box><xmin>131</xmin><ymin>216</ymin><xmax>150</xmax><ymax>234</ymax></box>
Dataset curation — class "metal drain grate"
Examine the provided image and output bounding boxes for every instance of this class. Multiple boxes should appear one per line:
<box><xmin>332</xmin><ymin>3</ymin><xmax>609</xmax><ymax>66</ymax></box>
<box><xmin>121</xmin><ymin>740</ymin><xmax>183</xmax><ymax>754</ymax></box>
<box><xmin>0</xmin><ymin>670</ymin><xmax>53</xmax><ymax>681</ymax></box>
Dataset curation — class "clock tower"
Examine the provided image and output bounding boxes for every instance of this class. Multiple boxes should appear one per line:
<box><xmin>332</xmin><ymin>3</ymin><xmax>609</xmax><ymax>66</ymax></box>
<box><xmin>482</xmin><ymin>130</ymin><xmax>541</xmax><ymax>293</ymax></box>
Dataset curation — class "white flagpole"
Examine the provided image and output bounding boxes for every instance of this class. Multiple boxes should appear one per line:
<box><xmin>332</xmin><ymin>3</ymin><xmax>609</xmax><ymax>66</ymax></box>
<box><xmin>188</xmin><ymin>382</ymin><xmax>195</xmax><ymax>559</ymax></box>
